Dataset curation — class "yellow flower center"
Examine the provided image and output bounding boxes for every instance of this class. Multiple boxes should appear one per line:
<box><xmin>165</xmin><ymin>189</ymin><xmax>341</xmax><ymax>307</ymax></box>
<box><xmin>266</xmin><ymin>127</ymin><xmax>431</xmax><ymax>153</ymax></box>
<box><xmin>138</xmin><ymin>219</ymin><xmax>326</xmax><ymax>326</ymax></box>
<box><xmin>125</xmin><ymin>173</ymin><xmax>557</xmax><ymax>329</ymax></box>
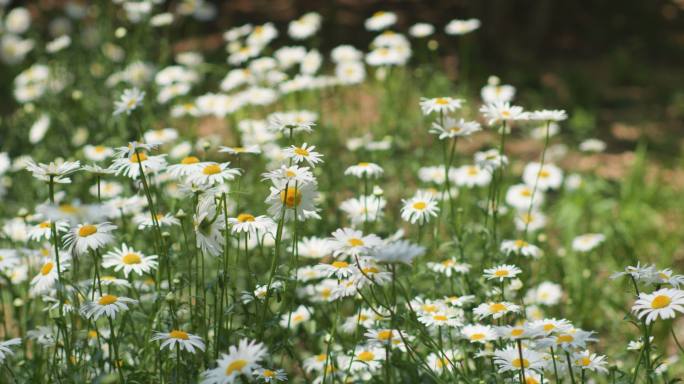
<box><xmin>331</xmin><ymin>261</ymin><xmax>349</xmax><ymax>269</ymax></box>
<box><xmin>348</xmin><ymin>238</ymin><xmax>364</xmax><ymax>247</ymax></box>
<box><xmin>169</xmin><ymin>330</ymin><xmax>189</xmax><ymax>340</ymax></box>
<box><xmin>292</xmin><ymin>314</ymin><xmax>304</xmax><ymax>322</ymax></box>
<box><xmin>59</xmin><ymin>204</ymin><xmax>78</xmax><ymax>214</ymax></box>
<box><xmin>412</xmin><ymin>201</ymin><xmax>427</xmax><ymax>210</ymax></box>
<box><xmin>433</xmin><ymin>315</ymin><xmax>448</xmax><ymax>321</ymax></box>
<box><xmin>294</xmin><ymin>147</ymin><xmax>309</xmax><ymax>156</ymax></box>
<box><xmin>520</xmin><ymin>188</ymin><xmax>532</xmax><ymax>197</ymax></box>
<box><xmin>98</xmin><ymin>295</ymin><xmax>118</xmax><ymax>305</ymax></box>
<box><xmin>358</xmin><ymin>162</ymin><xmax>370</xmax><ymax>167</ymax></box>
<box><xmin>181</xmin><ymin>156</ymin><xmax>200</xmax><ymax>164</ymax></box>
<box><xmin>362</xmin><ymin>267</ymin><xmax>380</xmax><ymax>274</ymax></box>
<box><xmin>435</xmin><ymin>98</ymin><xmax>449</xmax><ymax>105</ymax></box>
<box><xmin>539</xmin><ymin>169</ymin><xmax>550</xmax><ymax>178</ymax></box>
<box><xmin>543</xmin><ymin>324</ymin><xmax>555</xmax><ymax>332</ymax></box>
<box><xmin>94</xmin><ymin>146</ymin><xmax>106</xmax><ymax>153</ymax></box>
<box><xmin>651</xmin><ymin>295</ymin><xmax>671</xmax><ymax>309</ymax></box>
<box><xmin>512</xmin><ymin>358</ymin><xmax>530</xmax><ymax>368</ymax></box>
<box><xmin>422</xmin><ymin>304</ymin><xmax>437</xmax><ymax>313</ymax></box>
<box><xmin>470</xmin><ymin>333</ymin><xmax>485</xmax><ymax>341</ymax></box>
<box><xmin>514</xmin><ymin>239</ymin><xmax>528</xmax><ymax>248</ymax></box>
<box><xmin>467</xmin><ymin>166</ymin><xmax>479</xmax><ymax>176</ymax></box>
<box><xmin>202</xmin><ymin>164</ymin><xmax>221</xmax><ymax>175</ymax></box>
<box><xmin>88</xmin><ymin>330</ymin><xmax>98</xmax><ymax>339</ymax></box>
<box><xmin>122</xmin><ymin>253</ymin><xmax>141</xmax><ymax>265</ymax></box>
<box><xmin>511</xmin><ymin>328</ymin><xmax>525</xmax><ymax>337</ymax></box>
<box><xmin>237</xmin><ymin>213</ymin><xmax>255</xmax><ymax>222</ymax></box>
<box><xmin>262</xmin><ymin>370</ymin><xmax>275</xmax><ymax>377</ymax></box>
<box><xmin>41</xmin><ymin>262</ymin><xmax>54</xmax><ymax>275</ymax></box>
<box><xmin>578</xmin><ymin>357</ymin><xmax>591</xmax><ymax>367</ymax></box>
<box><xmin>39</xmin><ymin>221</ymin><xmax>51</xmax><ymax>228</ymax></box>
<box><xmin>78</xmin><ymin>224</ymin><xmax>98</xmax><ymax>237</ymax></box>
<box><xmin>501</xmin><ymin>110</ymin><xmax>511</xmax><ymax>118</ymax></box>
<box><xmin>556</xmin><ymin>334</ymin><xmax>574</xmax><ymax>344</ymax></box>
<box><xmin>226</xmin><ymin>359</ymin><xmax>248</xmax><ymax>375</ymax></box>
<box><xmin>489</xmin><ymin>303</ymin><xmax>507</xmax><ymax>313</ymax></box>
<box><xmin>129</xmin><ymin>152</ymin><xmax>148</xmax><ymax>163</ymax></box>
<box><xmin>280</xmin><ymin>187</ymin><xmax>302</xmax><ymax>208</ymax></box>
<box><xmin>494</xmin><ymin>270</ymin><xmax>510</xmax><ymax>277</ymax></box>
<box><xmin>377</xmin><ymin>330</ymin><xmax>393</xmax><ymax>341</ymax></box>
<box><xmin>358</xmin><ymin>351</ymin><xmax>375</xmax><ymax>362</ymax></box>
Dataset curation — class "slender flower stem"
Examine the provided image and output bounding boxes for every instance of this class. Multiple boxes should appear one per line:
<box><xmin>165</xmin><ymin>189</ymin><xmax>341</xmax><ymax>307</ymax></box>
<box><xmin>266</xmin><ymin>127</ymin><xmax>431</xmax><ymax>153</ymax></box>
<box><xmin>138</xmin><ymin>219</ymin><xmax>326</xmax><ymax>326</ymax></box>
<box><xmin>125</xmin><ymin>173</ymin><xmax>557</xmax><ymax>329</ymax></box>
<box><xmin>565</xmin><ymin>351</ymin><xmax>577</xmax><ymax>384</ymax></box>
<box><xmin>516</xmin><ymin>339</ymin><xmax>527</xmax><ymax>384</ymax></box>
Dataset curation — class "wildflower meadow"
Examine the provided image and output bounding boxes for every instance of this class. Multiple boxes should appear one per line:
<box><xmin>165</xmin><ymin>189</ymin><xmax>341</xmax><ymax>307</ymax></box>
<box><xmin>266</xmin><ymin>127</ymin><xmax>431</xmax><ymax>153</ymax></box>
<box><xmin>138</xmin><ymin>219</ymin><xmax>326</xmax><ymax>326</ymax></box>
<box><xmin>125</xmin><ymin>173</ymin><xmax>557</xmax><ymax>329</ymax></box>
<box><xmin>1</xmin><ymin>2</ymin><xmax>683</xmax><ymax>383</ymax></box>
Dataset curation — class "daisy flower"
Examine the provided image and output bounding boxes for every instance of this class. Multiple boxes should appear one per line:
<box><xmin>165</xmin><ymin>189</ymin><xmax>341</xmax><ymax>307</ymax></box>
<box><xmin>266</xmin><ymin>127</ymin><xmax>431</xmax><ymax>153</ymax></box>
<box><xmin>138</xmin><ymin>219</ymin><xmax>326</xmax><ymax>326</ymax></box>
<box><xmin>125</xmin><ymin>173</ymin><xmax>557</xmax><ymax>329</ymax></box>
<box><xmin>481</xmin><ymin>76</ymin><xmax>515</xmax><ymax>104</ymax></box>
<box><xmin>418</xmin><ymin>308</ymin><xmax>463</xmax><ymax>328</ymax></box>
<box><xmin>25</xmin><ymin>159</ymin><xmax>80</xmax><ymax>183</ymax></box>
<box><xmin>80</xmin><ymin>294</ymin><xmax>138</xmax><ymax>320</ymax></box>
<box><xmin>474</xmin><ymin>301</ymin><xmax>521</xmax><ymax>319</ymax></box>
<box><xmin>298</xmin><ymin>236</ymin><xmax>333</xmax><ymax>259</ymax></box>
<box><xmin>151</xmin><ymin>330</ymin><xmax>206</xmax><ymax>353</ymax></box>
<box><xmin>30</xmin><ymin>257</ymin><xmax>70</xmax><ymax>294</ymax></box>
<box><xmin>284</xmin><ymin>143</ymin><xmax>324</xmax><ymax>167</ymax></box>
<box><xmin>505</xmin><ymin>184</ymin><xmax>544</xmax><ymax>211</ymax></box>
<box><xmin>496</xmin><ymin>324</ymin><xmax>542</xmax><ymax>341</ymax></box>
<box><xmin>102</xmin><ymin>243</ymin><xmax>158</xmax><ymax>277</ymax></box>
<box><xmin>113</xmin><ymin>87</ymin><xmax>145</xmax><ymax>115</ymax></box>
<box><xmin>364</xmin><ymin>11</ymin><xmax>397</xmax><ymax>31</ymax></box>
<box><xmin>500</xmin><ymin>239</ymin><xmax>542</xmax><ymax>258</ymax></box>
<box><xmin>571</xmin><ymin>233</ymin><xmax>605</xmax><ymax>253</ymax></box>
<box><xmin>228</xmin><ymin>214</ymin><xmax>275</xmax><ymax>235</ymax></box>
<box><xmin>27</xmin><ymin>219</ymin><xmax>68</xmax><ymax>242</ymax></box>
<box><xmin>653</xmin><ymin>269</ymin><xmax>684</xmax><ymax>287</ymax></box>
<box><xmin>549</xmin><ymin>328</ymin><xmax>597</xmax><ymax>350</ymax></box>
<box><xmin>109</xmin><ymin>151</ymin><xmax>167</xmax><ymax>179</ymax></box>
<box><xmin>525</xmin><ymin>281</ymin><xmax>563</xmax><ymax>306</ymax></box>
<box><xmin>522</xmin><ymin>162</ymin><xmax>564</xmax><ymax>191</ymax></box>
<box><xmin>419</xmin><ymin>97</ymin><xmax>463</xmax><ymax>115</ymax></box>
<box><xmin>201</xmin><ymin>339</ymin><xmax>268</xmax><ymax>384</ymax></box>
<box><xmin>63</xmin><ymin>222</ymin><xmax>116</xmax><ymax>255</ymax></box>
<box><xmin>267</xmin><ymin>111</ymin><xmax>317</xmax><ymax>133</ymax></box>
<box><xmin>371</xmin><ymin>240</ymin><xmax>425</xmax><ymax>264</ymax></box>
<box><xmin>493</xmin><ymin>346</ymin><xmax>545</xmax><ymax>373</ymax></box>
<box><xmin>427</xmin><ymin>258</ymin><xmax>471</xmax><ymax>277</ymax></box>
<box><xmin>328</xmin><ymin>228</ymin><xmax>382</xmax><ymax>258</ymax></box>
<box><xmin>475</xmin><ymin>149</ymin><xmax>509</xmax><ymax>171</ymax></box>
<box><xmin>0</xmin><ymin>338</ymin><xmax>21</xmax><ymax>364</ymax></box>
<box><xmin>400</xmin><ymin>191</ymin><xmax>439</xmax><ymax>224</ymax></box>
<box><xmin>452</xmin><ymin>164</ymin><xmax>492</xmax><ymax>188</ymax></box>
<box><xmin>514</xmin><ymin>211</ymin><xmax>547</xmax><ymax>232</ymax></box>
<box><xmin>135</xmin><ymin>212</ymin><xmax>181</xmax><ymax>230</ymax></box>
<box><xmin>262</xmin><ymin>165</ymin><xmax>315</xmax><ymax>185</ymax></box>
<box><xmin>364</xmin><ymin>328</ymin><xmax>410</xmax><ymax>351</ymax></box>
<box><xmin>529</xmin><ymin>318</ymin><xmax>573</xmax><ymax>335</ymax></box>
<box><xmin>219</xmin><ymin>145</ymin><xmax>262</xmax><ymax>156</ymax></box>
<box><xmin>187</xmin><ymin>162</ymin><xmax>241</xmax><ymax>186</ymax></box>
<box><xmin>165</xmin><ymin>156</ymin><xmax>207</xmax><ymax>179</ymax></box>
<box><xmin>253</xmin><ymin>368</ymin><xmax>287</xmax><ymax>383</ymax></box>
<box><xmin>445</xmin><ymin>18</ymin><xmax>481</xmax><ymax>35</ymax></box>
<box><xmin>314</xmin><ymin>260</ymin><xmax>357</xmax><ymax>279</ymax></box>
<box><xmin>572</xmin><ymin>350</ymin><xmax>608</xmax><ymax>373</ymax></box>
<box><xmin>265</xmin><ymin>181</ymin><xmax>319</xmax><ymax>222</ymax></box>
<box><xmin>339</xmin><ymin>195</ymin><xmax>386</xmax><ymax>225</ymax></box>
<box><xmin>484</xmin><ymin>264</ymin><xmax>522</xmax><ymax>281</ymax></box>
<box><xmin>430</xmin><ymin>117</ymin><xmax>481</xmax><ymax>139</ymax></box>
<box><xmin>632</xmin><ymin>288</ymin><xmax>684</xmax><ymax>324</ymax></box>
<box><xmin>280</xmin><ymin>305</ymin><xmax>312</xmax><ymax>329</ymax></box>
<box><xmin>83</xmin><ymin>145</ymin><xmax>114</xmax><ymax>162</ymax></box>
<box><xmin>461</xmin><ymin>324</ymin><xmax>497</xmax><ymax>344</ymax></box>
<box><xmin>409</xmin><ymin>23</ymin><xmax>435</xmax><ymax>38</ymax></box>
<box><xmin>349</xmin><ymin>344</ymin><xmax>386</xmax><ymax>372</ymax></box>
<box><xmin>479</xmin><ymin>102</ymin><xmax>528</xmax><ymax>125</ymax></box>
<box><xmin>528</xmin><ymin>109</ymin><xmax>568</xmax><ymax>122</ymax></box>
<box><xmin>344</xmin><ymin>162</ymin><xmax>383</xmax><ymax>178</ymax></box>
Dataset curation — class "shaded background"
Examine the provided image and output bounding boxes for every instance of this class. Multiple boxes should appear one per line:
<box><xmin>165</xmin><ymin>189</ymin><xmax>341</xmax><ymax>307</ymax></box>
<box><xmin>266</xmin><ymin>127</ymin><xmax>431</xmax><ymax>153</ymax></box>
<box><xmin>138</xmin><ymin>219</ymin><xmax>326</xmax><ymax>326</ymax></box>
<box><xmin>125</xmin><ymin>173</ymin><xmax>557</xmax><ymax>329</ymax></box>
<box><xmin>204</xmin><ymin>0</ymin><xmax>684</xmax><ymax>162</ymax></box>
